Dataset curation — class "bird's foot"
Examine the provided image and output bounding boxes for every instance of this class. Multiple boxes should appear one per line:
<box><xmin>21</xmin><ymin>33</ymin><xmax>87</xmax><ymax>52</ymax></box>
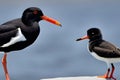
<box><xmin>108</xmin><ymin>76</ymin><xmax>116</xmax><ymax>80</ymax></box>
<box><xmin>98</xmin><ymin>75</ymin><xmax>116</xmax><ymax>80</ymax></box>
<box><xmin>97</xmin><ymin>74</ymin><xmax>109</xmax><ymax>79</ymax></box>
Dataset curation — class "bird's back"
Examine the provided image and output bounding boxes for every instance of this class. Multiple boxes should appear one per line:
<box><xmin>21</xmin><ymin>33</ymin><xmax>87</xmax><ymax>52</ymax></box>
<box><xmin>89</xmin><ymin>40</ymin><xmax>120</xmax><ymax>58</ymax></box>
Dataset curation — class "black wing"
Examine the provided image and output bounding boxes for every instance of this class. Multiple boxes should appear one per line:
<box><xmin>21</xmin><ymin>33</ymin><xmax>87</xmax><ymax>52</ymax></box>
<box><xmin>92</xmin><ymin>40</ymin><xmax>120</xmax><ymax>58</ymax></box>
<box><xmin>0</xmin><ymin>26</ymin><xmax>18</xmax><ymax>46</ymax></box>
<box><xmin>0</xmin><ymin>19</ymin><xmax>20</xmax><ymax>34</ymax></box>
<box><xmin>0</xmin><ymin>19</ymin><xmax>21</xmax><ymax>46</ymax></box>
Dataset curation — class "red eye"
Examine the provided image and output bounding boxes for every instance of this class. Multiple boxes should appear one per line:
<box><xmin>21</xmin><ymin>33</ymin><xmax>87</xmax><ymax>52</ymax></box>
<box><xmin>33</xmin><ymin>10</ymin><xmax>38</xmax><ymax>15</ymax></box>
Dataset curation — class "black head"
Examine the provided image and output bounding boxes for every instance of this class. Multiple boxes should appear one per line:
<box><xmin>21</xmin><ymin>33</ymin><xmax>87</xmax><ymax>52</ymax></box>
<box><xmin>76</xmin><ymin>28</ymin><xmax>102</xmax><ymax>41</ymax></box>
<box><xmin>22</xmin><ymin>7</ymin><xmax>61</xmax><ymax>26</ymax></box>
<box><xmin>22</xmin><ymin>7</ymin><xmax>44</xmax><ymax>25</ymax></box>
<box><xmin>87</xmin><ymin>28</ymin><xmax>102</xmax><ymax>41</ymax></box>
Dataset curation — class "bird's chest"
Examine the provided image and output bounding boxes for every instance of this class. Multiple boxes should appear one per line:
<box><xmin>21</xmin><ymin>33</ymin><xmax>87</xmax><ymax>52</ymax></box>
<box><xmin>89</xmin><ymin>42</ymin><xmax>97</xmax><ymax>52</ymax></box>
<box><xmin>21</xmin><ymin>26</ymin><xmax>40</xmax><ymax>42</ymax></box>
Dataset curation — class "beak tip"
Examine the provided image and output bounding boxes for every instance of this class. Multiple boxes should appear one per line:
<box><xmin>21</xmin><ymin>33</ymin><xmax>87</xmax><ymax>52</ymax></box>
<box><xmin>56</xmin><ymin>23</ymin><xmax>62</xmax><ymax>27</ymax></box>
<box><xmin>41</xmin><ymin>15</ymin><xmax>62</xmax><ymax>27</ymax></box>
<box><xmin>59</xmin><ymin>24</ymin><xmax>62</xmax><ymax>27</ymax></box>
<box><xmin>76</xmin><ymin>38</ymin><xmax>82</xmax><ymax>41</ymax></box>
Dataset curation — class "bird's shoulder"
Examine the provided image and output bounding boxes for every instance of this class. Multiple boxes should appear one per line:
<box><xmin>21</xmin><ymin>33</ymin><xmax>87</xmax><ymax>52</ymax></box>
<box><xmin>93</xmin><ymin>40</ymin><xmax>120</xmax><ymax>57</ymax></box>
<box><xmin>89</xmin><ymin>40</ymin><xmax>116</xmax><ymax>52</ymax></box>
<box><xmin>99</xmin><ymin>40</ymin><xmax>117</xmax><ymax>49</ymax></box>
<box><xmin>0</xmin><ymin>18</ymin><xmax>22</xmax><ymax>33</ymax></box>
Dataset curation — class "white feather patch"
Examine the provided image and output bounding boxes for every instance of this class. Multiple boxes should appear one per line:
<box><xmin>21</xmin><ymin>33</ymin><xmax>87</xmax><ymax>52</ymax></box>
<box><xmin>1</xmin><ymin>28</ymin><xmax>26</xmax><ymax>47</ymax></box>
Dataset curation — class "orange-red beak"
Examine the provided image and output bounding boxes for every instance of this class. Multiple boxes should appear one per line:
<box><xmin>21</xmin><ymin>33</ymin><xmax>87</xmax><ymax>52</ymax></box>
<box><xmin>76</xmin><ymin>35</ymin><xmax>89</xmax><ymax>41</ymax></box>
<box><xmin>41</xmin><ymin>15</ymin><xmax>62</xmax><ymax>27</ymax></box>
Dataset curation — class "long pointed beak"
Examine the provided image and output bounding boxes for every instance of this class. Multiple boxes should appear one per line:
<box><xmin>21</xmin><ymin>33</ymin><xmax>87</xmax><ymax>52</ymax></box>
<box><xmin>41</xmin><ymin>15</ymin><xmax>62</xmax><ymax>27</ymax></box>
<box><xmin>76</xmin><ymin>35</ymin><xmax>89</xmax><ymax>41</ymax></box>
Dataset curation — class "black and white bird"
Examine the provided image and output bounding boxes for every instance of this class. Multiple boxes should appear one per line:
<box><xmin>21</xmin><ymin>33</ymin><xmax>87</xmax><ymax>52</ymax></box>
<box><xmin>0</xmin><ymin>7</ymin><xmax>61</xmax><ymax>80</ymax></box>
<box><xmin>76</xmin><ymin>28</ymin><xmax>120</xmax><ymax>80</ymax></box>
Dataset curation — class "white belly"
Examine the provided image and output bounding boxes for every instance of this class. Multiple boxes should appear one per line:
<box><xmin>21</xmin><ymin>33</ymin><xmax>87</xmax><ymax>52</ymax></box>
<box><xmin>90</xmin><ymin>51</ymin><xmax>120</xmax><ymax>64</ymax></box>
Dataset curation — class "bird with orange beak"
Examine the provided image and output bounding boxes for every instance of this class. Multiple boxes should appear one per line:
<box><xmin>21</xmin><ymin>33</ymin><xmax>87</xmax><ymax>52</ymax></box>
<box><xmin>0</xmin><ymin>7</ymin><xmax>61</xmax><ymax>80</ymax></box>
<box><xmin>76</xmin><ymin>28</ymin><xmax>120</xmax><ymax>80</ymax></box>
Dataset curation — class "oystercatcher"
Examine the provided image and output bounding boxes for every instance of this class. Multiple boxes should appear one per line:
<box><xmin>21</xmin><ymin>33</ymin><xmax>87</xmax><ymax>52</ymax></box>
<box><xmin>0</xmin><ymin>7</ymin><xmax>61</xmax><ymax>80</ymax></box>
<box><xmin>76</xmin><ymin>28</ymin><xmax>120</xmax><ymax>80</ymax></box>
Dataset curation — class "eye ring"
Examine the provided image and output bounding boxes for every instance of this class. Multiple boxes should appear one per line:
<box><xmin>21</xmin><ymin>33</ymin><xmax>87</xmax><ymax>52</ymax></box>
<box><xmin>92</xmin><ymin>32</ymin><xmax>94</xmax><ymax>35</ymax></box>
<box><xmin>33</xmin><ymin>10</ymin><xmax>38</xmax><ymax>15</ymax></box>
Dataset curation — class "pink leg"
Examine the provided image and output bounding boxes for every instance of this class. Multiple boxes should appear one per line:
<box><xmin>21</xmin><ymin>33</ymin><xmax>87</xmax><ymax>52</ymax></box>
<box><xmin>2</xmin><ymin>53</ymin><xmax>10</xmax><ymax>80</ymax></box>
<box><xmin>109</xmin><ymin>64</ymin><xmax>116</xmax><ymax>80</ymax></box>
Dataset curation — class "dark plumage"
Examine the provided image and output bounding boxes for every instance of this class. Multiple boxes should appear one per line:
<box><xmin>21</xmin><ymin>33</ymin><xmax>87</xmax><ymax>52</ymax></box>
<box><xmin>0</xmin><ymin>18</ymin><xmax>40</xmax><ymax>52</ymax></box>
<box><xmin>87</xmin><ymin>28</ymin><xmax>120</xmax><ymax>58</ymax></box>
<box><xmin>0</xmin><ymin>7</ymin><xmax>61</xmax><ymax>80</ymax></box>
<box><xmin>76</xmin><ymin>28</ymin><xmax>119</xmax><ymax>80</ymax></box>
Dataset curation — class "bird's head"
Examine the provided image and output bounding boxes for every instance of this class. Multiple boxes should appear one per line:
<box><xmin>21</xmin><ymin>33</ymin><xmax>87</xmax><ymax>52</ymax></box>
<box><xmin>76</xmin><ymin>28</ymin><xmax>102</xmax><ymax>41</ymax></box>
<box><xmin>22</xmin><ymin>7</ymin><xmax>61</xmax><ymax>26</ymax></box>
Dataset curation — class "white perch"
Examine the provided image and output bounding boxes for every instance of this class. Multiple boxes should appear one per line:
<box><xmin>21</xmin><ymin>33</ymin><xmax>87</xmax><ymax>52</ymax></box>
<box><xmin>41</xmin><ymin>76</ymin><xmax>106</xmax><ymax>80</ymax></box>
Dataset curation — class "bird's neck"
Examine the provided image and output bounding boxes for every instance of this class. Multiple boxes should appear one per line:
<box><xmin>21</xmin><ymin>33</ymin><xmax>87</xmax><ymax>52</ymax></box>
<box><xmin>89</xmin><ymin>39</ymin><xmax>103</xmax><ymax>52</ymax></box>
<box><xmin>89</xmin><ymin>37</ymin><xmax>103</xmax><ymax>45</ymax></box>
<box><xmin>21</xmin><ymin>18</ymin><xmax>33</xmax><ymax>26</ymax></box>
<box><xmin>89</xmin><ymin>35</ymin><xmax>102</xmax><ymax>42</ymax></box>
